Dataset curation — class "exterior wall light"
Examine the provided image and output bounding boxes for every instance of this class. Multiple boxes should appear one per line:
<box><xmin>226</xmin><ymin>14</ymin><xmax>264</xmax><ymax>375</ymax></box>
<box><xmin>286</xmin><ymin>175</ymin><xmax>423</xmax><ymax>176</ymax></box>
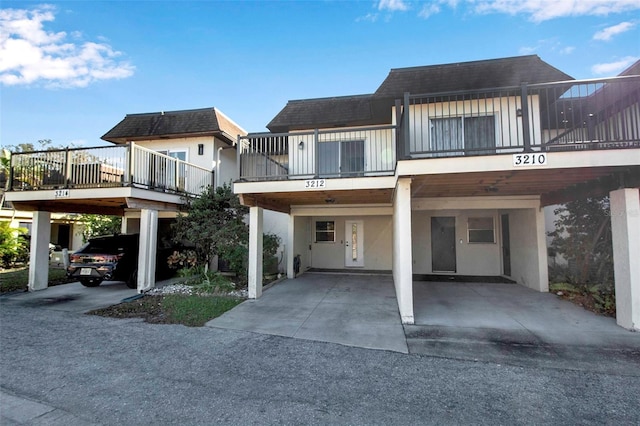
<box><xmin>298</xmin><ymin>141</ymin><xmax>304</xmax><ymax>150</ymax></box>
<box><xmin>198</xmin><ymin>144</ymin><xmax>204</xmax><ymax>155</ymax></box>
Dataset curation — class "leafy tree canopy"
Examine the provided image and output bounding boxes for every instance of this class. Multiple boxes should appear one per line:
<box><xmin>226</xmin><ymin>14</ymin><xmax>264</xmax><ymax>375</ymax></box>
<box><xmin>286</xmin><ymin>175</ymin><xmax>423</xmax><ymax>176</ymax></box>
<box><xmin>548</xmin><ymin>196</ymin><xmax>613</xmax><ymax>287</ymax></box>
<box><xmin>172</xmin><ymin>184</ymin><xmax>249</xmax><ymax>276</ymax></box>
<box><xmin>76</xmin><ymin>214</ymin><xmax>122</xmax><ymax>242</ymax></box>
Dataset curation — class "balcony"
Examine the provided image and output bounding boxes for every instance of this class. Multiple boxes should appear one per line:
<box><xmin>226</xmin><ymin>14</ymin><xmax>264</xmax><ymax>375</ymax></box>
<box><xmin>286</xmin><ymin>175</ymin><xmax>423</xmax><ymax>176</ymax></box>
<box><xmin>6</xmin><ymin>143</ymin><xmax>213</xmax><ymax>197</ymax></box>
<box><xmin>238</xmin><ymin>75</ymin><xmax>640</xmax><ymax>182</ymax></box>
<box><xmin>4</xmin><ymin>143</ymin><xmax>214</xmax><ymax>215</ymax></box>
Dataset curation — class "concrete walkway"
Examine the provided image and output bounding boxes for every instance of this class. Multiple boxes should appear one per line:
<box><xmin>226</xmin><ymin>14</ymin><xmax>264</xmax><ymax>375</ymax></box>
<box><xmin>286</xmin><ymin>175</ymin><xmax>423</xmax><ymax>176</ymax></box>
<box><xmin>207</xmin><ymin>273</ymin><xmax>408</xmax><ymax>353</ymax></box>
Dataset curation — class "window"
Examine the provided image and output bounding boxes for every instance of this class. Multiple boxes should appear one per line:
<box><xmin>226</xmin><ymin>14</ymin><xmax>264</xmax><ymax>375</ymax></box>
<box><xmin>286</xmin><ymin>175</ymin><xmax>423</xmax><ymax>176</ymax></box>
<box><xmin>430</xmin><ymin>115</ymin><xmax>496</xmax><ymax>155</ymax></box>
<box><xmin>468</xmin><ymin>217</ymin><xmax>495</xmax><ymax>243</ymax></box>
<box><xmin>158</xmin><ymin>150</ymin><xmax>187</xmax><ymax>161</ymax></box>
<box><xmin>315</xmin><ymin>221</ymin><xmax>335</xmax><ymax>242</ymax></box>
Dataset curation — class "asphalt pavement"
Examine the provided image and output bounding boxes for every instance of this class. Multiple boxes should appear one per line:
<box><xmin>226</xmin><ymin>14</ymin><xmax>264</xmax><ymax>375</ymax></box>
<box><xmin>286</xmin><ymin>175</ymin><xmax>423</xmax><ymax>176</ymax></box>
<box><xmin>1</xmin><ymin>298</ymin><xmax>640</xmax><ymax>425</ymax></box>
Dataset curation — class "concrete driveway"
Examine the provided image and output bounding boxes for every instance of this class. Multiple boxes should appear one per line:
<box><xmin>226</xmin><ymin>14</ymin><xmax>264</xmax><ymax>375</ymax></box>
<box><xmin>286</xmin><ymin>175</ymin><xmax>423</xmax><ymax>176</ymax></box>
<box><xmin>409</xmin><ymin>280</ymin><xmax>640</xmax><ymax>369</ymax></box>
<box><xmin>0</xmin><ymin>281</ymin><xmax>137</xmax><ymax>313</ymax></box>
<box><xmin>207</xmin><ymin>273</ymin><xmax>408</xmax><ymax>353</ymax></box>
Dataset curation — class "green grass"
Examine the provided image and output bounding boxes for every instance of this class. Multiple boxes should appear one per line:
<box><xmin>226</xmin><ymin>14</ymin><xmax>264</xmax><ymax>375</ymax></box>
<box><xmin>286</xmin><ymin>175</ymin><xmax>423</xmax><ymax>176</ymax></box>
<box><xmin>0</xmin><ymin>266</ymin><xmax>72</xmax><ymax>293</ymax></box>
<box><xmin>161</xmin><ymin>294</ymin><xmax>243</xmax><ymax>327</ymax></box>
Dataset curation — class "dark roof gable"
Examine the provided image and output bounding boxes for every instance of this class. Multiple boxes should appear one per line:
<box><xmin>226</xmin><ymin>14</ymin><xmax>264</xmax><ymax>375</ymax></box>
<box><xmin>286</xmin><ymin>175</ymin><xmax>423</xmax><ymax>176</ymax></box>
<box><xmin>267</xmin><ymin>94</ymin><xmax>388</xmax><ymax>133</ymax></box>
<box><xmin>374</xmin><ymin>55</ymin><xmax>573</xmax><ymax>98</ymax></box>
<box><xmin>101</xmin><ymin>107</ymin><xmax>246</xmax><ymax>144</ymax></box>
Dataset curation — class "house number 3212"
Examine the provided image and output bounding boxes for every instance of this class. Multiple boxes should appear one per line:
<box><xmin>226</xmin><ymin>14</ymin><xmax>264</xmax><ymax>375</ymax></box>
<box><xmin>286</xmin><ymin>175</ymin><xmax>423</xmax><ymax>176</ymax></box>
<box><xmin>512</xmin><ymin>153</ymin><xmax>547</xmax><ymax>167</ymax></box>
<box><xmin>304</xmin><ymin>179</ymin><xmax>326</xmax><ymax>189</ymax></box>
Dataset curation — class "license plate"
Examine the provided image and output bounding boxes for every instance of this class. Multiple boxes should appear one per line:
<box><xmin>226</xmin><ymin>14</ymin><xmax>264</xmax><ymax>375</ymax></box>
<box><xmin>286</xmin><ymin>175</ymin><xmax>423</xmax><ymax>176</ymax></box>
<box><xmin>80</xmin><ymin>268</ymin><xmax>92</xmax><ymax>276</ymax></box>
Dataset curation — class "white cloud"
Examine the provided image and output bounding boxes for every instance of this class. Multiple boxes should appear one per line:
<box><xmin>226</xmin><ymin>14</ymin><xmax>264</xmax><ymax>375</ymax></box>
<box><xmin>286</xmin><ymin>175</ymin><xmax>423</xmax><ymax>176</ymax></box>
<box><xmin>473</xmin><ymin>0</ymin><xmax>640</xmax><ymax>22</ymax></box>
<box><xmin>378</xmin><ymin>0</ymin><xmax>409</xmax><ymax>12</ymax></box>
<box><xmin>0</xmin><ymin>5</ymin><xmax>135</xmax><ymax>88</ymax></box>
<box><xmin>418</xmin><ymin>4</ymin><xmax>441</xmax><ymax>19</ymax></box>
<box><xmin>593</xmin><ymin>21</ymin><xmax>636</xmax><ymax>41</ymax></box>
<box><xmin>591</xmin><ymin>56</ymin><xmax>639</xmax><ymax>75</ymax></box>
<box><xmin>559</xmin><ymin>46</ymin><xmax>575</xmax><ymax>55</ymax></box>
<box><xmin>356</xmin><ymin>12</ymin><xmax>379</xmax><ymax>23</ymax></box>
<box><xmin>519</xmin><ymin>45</ymin><xmax>537</xmax><ymax>55</ymax></box>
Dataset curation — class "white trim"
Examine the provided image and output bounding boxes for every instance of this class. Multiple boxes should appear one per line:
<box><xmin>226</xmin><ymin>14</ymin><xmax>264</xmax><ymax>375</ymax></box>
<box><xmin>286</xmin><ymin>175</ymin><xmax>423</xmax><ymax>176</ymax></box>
<box><xmin>234</xmin><ymin>175</ymin><xmax>397</xmax><ymax>194</ymax></box>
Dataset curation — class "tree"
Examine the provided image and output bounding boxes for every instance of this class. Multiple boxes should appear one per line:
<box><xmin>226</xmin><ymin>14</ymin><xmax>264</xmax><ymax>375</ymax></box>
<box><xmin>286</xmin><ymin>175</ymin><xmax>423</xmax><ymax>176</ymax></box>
<box><xmin>548</xmin><ymin>196</ymin><xmax>614</xmax><ymax>287</ymax></box>
<box><xmin>172</xmin><ymin>184</ymin><xmax>249</xmax><ymax>277</ymax></box>
<box><xmin>0</xmin><ymin>221</ymin><xmax>29</xmax><ymax>268</ymax></box>
<box><xmin>76</xmin><ymin>214</ymin><xmax>122</xmax><ymax>242</ymax></box>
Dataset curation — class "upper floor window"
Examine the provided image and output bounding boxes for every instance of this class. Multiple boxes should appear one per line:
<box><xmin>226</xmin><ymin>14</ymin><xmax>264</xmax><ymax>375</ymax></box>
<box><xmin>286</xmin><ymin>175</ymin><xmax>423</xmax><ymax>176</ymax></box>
<box><xmin>158</xmin><ymin>150</ymin><xmax>187</xmax><ymax>162</ymax></box>
<box><xmin>430</xmin><ymin>115</ymin><xmax>496</xmax><ymax>156</ymax></box>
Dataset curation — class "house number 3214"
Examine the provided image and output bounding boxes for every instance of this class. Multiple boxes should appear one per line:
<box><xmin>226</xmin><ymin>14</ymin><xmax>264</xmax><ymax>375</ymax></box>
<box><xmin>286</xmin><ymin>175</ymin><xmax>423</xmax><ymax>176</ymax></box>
<box><xmin>513</xmin><ymin>153</ymin><xmax>547</xmax><ymax>167</ymax></box>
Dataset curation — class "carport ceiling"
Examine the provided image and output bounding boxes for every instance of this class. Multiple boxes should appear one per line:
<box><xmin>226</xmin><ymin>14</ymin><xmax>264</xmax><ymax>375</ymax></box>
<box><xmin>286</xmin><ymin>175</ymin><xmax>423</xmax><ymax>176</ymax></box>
<box><xmin>241</xmin><ymin>188</ymin><xmax>394</xmax><ymax>213</ymax></box>
<box><xmin>11</xmin><ymin>197</ymin><xmax>128</xmax><ymax>215</ymax></box>
<box><xmin>410</xmin><ymin>166</ymin><xmax>638</xmax><ymax>203</ymax></box>
<box><xmin>241</xmin><ymin>165</ymin><xmax>640</xmax><ymax>212</ymax></box>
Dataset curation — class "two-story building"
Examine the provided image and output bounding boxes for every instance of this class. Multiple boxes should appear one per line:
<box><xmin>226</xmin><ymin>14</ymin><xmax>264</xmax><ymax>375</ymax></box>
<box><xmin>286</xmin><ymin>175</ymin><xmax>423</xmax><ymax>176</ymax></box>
<box><xmin>6</xmin><ymin>106</ymin><xmax>287</xmax><ymax>292</ymax></box>
<box><xmin>234</xmin><ymin>55</ymin><xmax>640</xmax><ymax>330</ymax></box>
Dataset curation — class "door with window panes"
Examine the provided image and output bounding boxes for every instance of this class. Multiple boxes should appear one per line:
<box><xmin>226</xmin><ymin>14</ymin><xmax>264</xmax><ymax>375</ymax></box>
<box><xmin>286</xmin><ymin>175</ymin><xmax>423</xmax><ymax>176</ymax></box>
<box><xmin>430</xmin><ymin>116</ymin><xmax>495</xmax><ymax>156</ymax></box>
<box><xmin>318</xmin><ymin>140</ymin><xmax>365</xmax><ymax>177</ymax></box>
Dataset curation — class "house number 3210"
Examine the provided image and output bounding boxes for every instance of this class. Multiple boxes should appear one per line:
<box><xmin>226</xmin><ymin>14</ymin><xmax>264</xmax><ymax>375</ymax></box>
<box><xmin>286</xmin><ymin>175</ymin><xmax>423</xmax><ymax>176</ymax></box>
<box><xmin>513</xmin><ymin>153</ymin><xmax>547</xmax><ymax>167</ymax></box>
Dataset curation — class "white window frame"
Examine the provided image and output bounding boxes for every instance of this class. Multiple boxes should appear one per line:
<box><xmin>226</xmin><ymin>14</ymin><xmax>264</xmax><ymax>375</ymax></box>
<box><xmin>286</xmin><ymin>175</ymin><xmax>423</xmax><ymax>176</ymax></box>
<box><xmin>467</xmin><ymin>217</ymin><xmax>495</xmax><ymax>244</ymax></box>
<box><xmin>314</xmin><ymin>220</ymin><xmax>336</xmax><ymax>243</ymax></box>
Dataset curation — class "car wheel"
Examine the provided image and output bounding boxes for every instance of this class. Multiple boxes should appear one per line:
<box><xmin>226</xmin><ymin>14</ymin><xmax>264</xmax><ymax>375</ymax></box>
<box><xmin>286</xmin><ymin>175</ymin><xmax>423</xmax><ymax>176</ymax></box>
<box><xmin>126</xmin><ymin>269</ymin><xmax>138</xmax><ymax>289</ymax></box>
<box><xmin>79</xmin><ymin>278</ymin><xmax>102</xmax><ymax>287</ymax></box>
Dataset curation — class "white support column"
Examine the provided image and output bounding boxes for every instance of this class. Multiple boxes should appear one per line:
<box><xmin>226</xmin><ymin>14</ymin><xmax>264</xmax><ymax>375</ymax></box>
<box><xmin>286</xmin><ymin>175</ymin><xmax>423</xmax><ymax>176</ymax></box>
<box><xmin>28</xmin><ymin>211</ymin><xmax>51</xmax><ymax>292</ymax></box>
<box><xmin>137</xmin><ymin>209</ymin><xmax>158</xmax><ymax>293</ymax></box>
<box><xmin>248</xmin><ymin>206</ymin><xmax>264</xmax><ymax>299</ymax></box>
<box><xmin>533</xmin><ymin>206</ymin><xmax>549</xmax><ymax>292</ymax></box>
<box><xmin>393</xmin><ymin>178</ymin><xmax>414</xmax><ymax>324</ymax></box>
<box><xmin>287</xmin><ymin>214</ymin><xmax>295</xmax><ymax>279</ymax></box>
<box><xmin>610</xmin><ymin>188</ymin><xmax>640</xmax><ymax>330</ymax></box>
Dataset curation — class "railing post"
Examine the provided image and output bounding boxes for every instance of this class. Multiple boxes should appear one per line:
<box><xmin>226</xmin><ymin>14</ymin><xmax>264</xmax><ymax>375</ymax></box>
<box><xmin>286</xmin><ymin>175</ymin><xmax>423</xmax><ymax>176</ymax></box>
<box><xmin>8</xmin><ymin>153</ymin><xmax>14</xmax><ymax>191</ymax></box>
<box><xmin>64</xmin><ymin>147</ymin><xmax>72</xmax><ymax>188</ymax></box>
<box><xmin>403</xmin><ymin>92</ymin><xmax>411</xmax><ymax>159</ymax></box>
<box><xmin>314</xmin><ymin>128</ymin><xmax>319</xmax><ymax>178</ymax></box>
<box><xmin>236</xmin><ymin>135</ymin><xmax>241</xmax><ymax>183</ymax></box>
<box><xmin>395</xmin><ymin>99</ymin><xmax>403</xmax><ymax>160</ymax></box>
<box><xmin>520</xmin><ymin>83</ymin><xmax>532</xmax><ymax>152</ymax></box>
<box><xmin>128</xmin><ymin>142</ymin><xmax>135</xmax><ymax>186</ymax></box>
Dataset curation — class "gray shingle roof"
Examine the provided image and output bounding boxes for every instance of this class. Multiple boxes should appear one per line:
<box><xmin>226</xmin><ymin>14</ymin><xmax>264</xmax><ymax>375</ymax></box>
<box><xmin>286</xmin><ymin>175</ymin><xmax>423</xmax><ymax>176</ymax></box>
<box><xmin>101</xmin><ymin>107</ymin><xmax>246</xmax><ymax>144</ymax></box>
<box><xmin>374</xmin><ymin>55</ymin><xmax>573</xmax><ymax>98</ymax></box>
<box><xmin>268</xmin><ymin>55</ymin><xmax>573</xmax><ymax>131</ymax></box>
<box><xmin>267</xmin><ymin>94</ymin><xmax>392</xmax><ymax>133</ymax></box>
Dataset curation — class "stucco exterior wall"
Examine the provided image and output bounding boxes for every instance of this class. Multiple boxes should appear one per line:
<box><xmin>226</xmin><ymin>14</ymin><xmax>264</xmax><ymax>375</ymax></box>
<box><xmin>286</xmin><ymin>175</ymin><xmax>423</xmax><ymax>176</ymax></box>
<box><xmin>508</xmin><ymin>208</ymin><xmax>549</xmax><ymax>291</ymax></box>
<box><xmin>309</xmin><ymin>215</ymin><xmax>392</xmax><ymax>270</ymax></box>
<box><xmin>411</xmin><ymin>209</ymin><xmax>501</xmax><ymax>275</ymax></box>
<box><xmin>134</xmin><ymin>136</ymin><xmax>237</xmax><ymax>187</ymax></box>
<box><xmin>293</xmin><ymin>216</ymin><xmax>312</xmax><ymax>272</ymax></box>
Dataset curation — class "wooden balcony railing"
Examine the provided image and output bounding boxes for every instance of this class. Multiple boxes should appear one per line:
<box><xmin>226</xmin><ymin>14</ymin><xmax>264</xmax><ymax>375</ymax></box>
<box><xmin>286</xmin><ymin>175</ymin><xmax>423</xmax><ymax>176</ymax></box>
<box><xmin>8</xmin><ymin>143</ymin><xmax>213</xmax><ymax>197</ymax></box>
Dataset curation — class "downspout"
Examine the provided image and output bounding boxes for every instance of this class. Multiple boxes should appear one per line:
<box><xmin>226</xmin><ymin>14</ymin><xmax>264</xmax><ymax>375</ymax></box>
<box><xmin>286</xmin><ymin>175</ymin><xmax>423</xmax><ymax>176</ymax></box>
<box><xmin>216</xmin><ymin>144</ymin><xmax>236</xmax><ymax>189</ymax></box>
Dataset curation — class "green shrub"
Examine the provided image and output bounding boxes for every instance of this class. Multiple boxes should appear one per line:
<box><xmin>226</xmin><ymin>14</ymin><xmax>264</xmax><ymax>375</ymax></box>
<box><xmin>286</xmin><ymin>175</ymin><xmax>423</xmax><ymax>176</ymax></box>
<box><xmin>0</xmin><ymin>222</ymin><xmax>29</xmax><ymax>268</ymax></box>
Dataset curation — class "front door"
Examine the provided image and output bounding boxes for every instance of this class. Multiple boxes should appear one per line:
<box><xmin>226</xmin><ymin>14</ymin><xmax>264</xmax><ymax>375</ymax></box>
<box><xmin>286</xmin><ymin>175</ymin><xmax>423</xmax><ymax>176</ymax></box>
<box><xmin>344</xmin><ymin>220</ymin><xmax>364</xmax><ymax>267</ymax></box>
<box><xmin>431</xmin><ymin>217</ymin><xmax>456</xmax><ymax>272</ymax></box>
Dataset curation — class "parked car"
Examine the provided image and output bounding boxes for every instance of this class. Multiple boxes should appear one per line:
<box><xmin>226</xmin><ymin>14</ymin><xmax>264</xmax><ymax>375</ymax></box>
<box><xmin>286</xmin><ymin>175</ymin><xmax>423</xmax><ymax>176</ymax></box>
<box><xmin>67</xmin><ymin>234</ymin><xmax>176</xmax><ymax>288</ymax></box>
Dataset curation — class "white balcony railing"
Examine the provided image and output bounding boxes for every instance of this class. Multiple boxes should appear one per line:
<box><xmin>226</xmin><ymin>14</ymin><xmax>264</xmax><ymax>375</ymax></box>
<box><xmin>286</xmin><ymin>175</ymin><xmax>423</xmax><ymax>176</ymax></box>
<box><xmin>8</xmin><ymin>143</ymin><xmax>213</xmax><ymax>197</ymax></box>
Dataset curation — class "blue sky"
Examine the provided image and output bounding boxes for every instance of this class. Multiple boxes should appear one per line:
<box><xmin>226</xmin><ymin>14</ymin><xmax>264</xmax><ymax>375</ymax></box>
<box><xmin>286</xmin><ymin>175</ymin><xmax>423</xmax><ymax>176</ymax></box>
<box><xmin>1</xmin><ymin>0</ymin><xmax>639</xmax><ymax>149</ymax></box>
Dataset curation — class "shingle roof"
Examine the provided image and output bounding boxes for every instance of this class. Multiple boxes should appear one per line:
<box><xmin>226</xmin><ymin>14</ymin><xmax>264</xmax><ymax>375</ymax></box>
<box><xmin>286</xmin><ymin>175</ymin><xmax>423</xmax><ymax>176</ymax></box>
<box><xmin>267</xmin><ymin>94</ymin><xmax>391</xmax><ymax>133</ymax></box>
<box><xmin>374</xmin><ymin>55</ymin><xmax>573</xmax><ymax>98</ymax></box>
<box><xmin>101</xmin><ymin>107</ymin><xmax>246</xmax><ymax>144</ymax></box>
<box><xmin>267</xmin><ymin>55</ymin><xmax>573</xmax><ymax>132</ymax></box>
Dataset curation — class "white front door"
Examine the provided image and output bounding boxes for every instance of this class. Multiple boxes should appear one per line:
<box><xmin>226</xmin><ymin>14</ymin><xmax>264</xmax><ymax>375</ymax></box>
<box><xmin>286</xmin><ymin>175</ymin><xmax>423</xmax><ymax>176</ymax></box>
<box><xmin>344</xmin><ymin>220</ymin><xmax>364</xmax><ymax>267</ymax></box>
